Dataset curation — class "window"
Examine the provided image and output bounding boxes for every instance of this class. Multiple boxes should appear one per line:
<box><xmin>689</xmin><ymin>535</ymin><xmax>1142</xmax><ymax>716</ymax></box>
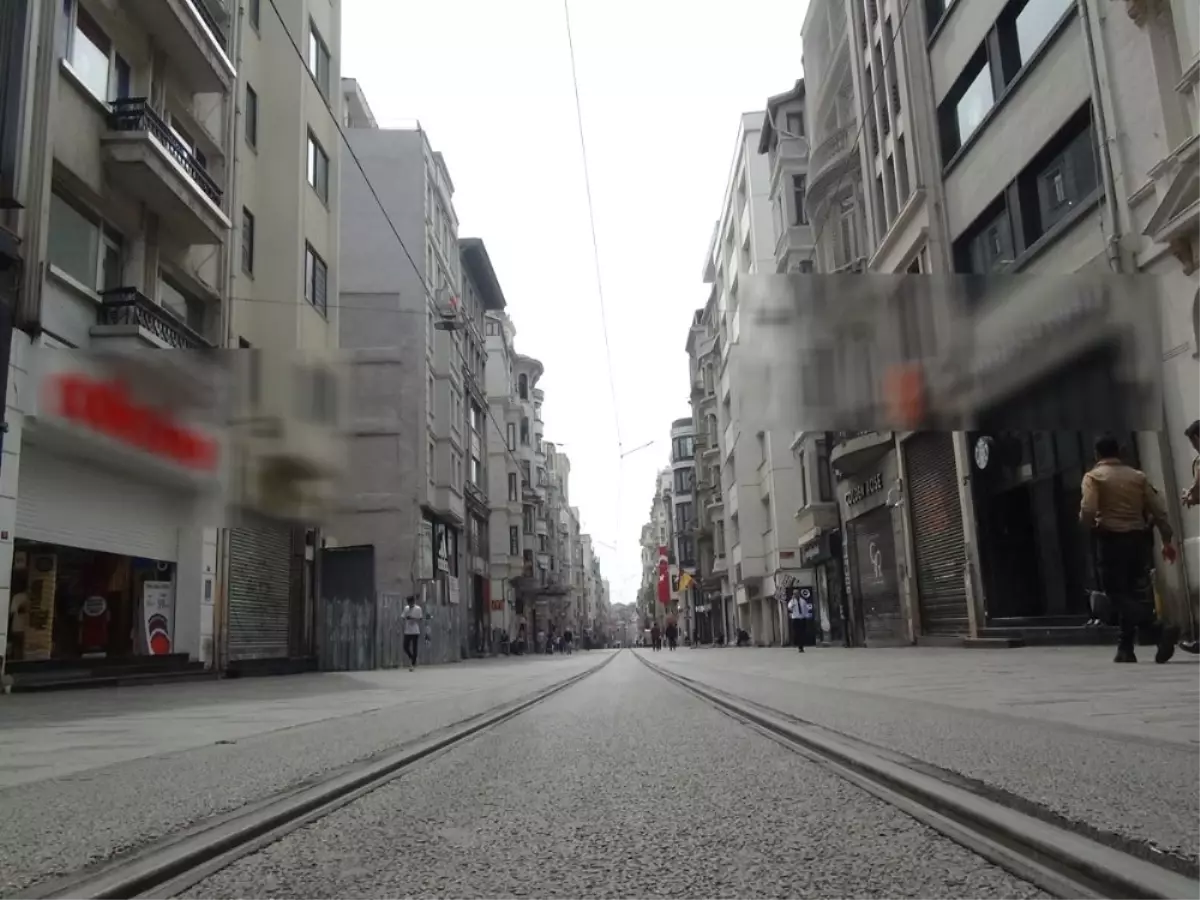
<box><xmin>520</xmin><ymin>417</ymin><xmax>530</xmax><ymax>446</ymax></box>
<box><xmin>486</xmin><ymin>320</ymin><xmax>500</xmax><ymax>336</ymax></box>
<box><xmin>672</xmin><ymin>435</ymin><xmax>694</xmax><ymax>461</ymax></box>
<box><xmin>248</xmin><ymin>0</ymin><xmax>260</xmax><ymax>30</ymax></box>
<box><xmin>427</xmin><ymin>375</ymin><xmax>435</xmax><ymax>419</ymax></box>
<box><xmin>245</xmin><ymin>84</ymin><xmax>258</xmax><ymax>148</ymax></box>
<box><xmin>799</xmin><ymin>449</ymin><xmax>809</xmax><ymax>508</ymax></box>
<box><xmin>1020</xmin><ymin>109</ymin><xmax>1099</xmax><ymax>241</ymax></box>
<box><xmin>816</xmin><ymin>440</ymin><xmax>833</xmax><ymax>502</ymax></box>
<box><xmin>673</xmin><ymin>468</ymin><xmax>694</xmax><ymax>494</ymax></box>
<box><xmin>508</xmin><ymin>472</ymin><xmax>518</xmax><ymax>501</ymax></box>
<box><xmin>509</xmin><ymin>526</ymin><xmax>520</xmax><ymax>556</ymax></box>
<box><xmin>796</xmin><ymin>259</ymin><xmax>815</xmax><ymax>274</ymax></box>
<box><xmin>939</xmin><ymin>51</ymin><xmax>994</xmax><ymax>164</ymax></box>
<box><xmin>470</xmin><ymin>402</ymin><xmax>483</xmax><ymax>435</ymax></box>
<box><xmin>307</xmin><ymin>21</ymin><xmax>331</xmax><ymax>95</ymax></box>
<box><xmin>160</xmin><ymin>274</ymin><xmax>206</xmax><ymax>335</ymax></box>
<box><xmin>957</xmin><ymin>204</ymin><xmax>1014</xmax><ymax>273</ymax></box>
<box><xmin>63</xmin><ymin>2</ymin><xmax>129</xmax><ymax>103</ymax></box>
<box><xmin>518</xmin><ymin>373</ymin><xmax>528</xmax><ymax>399</ymax></box>
<box><xmin>675</xmin><ymin>502</ymin><xmax>694</xmax><ymax>531</ymax></box>
<box><xmin>506</xmin><ymin>422</ymin><xmax>516</xmax><ymax>450</ymax></box>
<box><xmin>523</xmin><ymin>507</ymin><xmax>534</xmax><ymax>534</ymax></box>
<box><xmin>47</xmin><ymin>191</ymin><xmax>123</xmax><ymax>291</ymax></box>
<box><xmin>428</xmin><ymin>440</ymin><xmax>436</xmax><ymax>482</ymax></box>
<box><xmin>307</xmin><ymin>132</ymin><xmax>329</xmax><ymax>201</ymax></box>
<box><xmin>785</xmin><ymin>111</ymin><xmax>805</xmax><ymax>137</ymax></box>
<box><xmin>304</xmin><ymin>242</ymin><xmax>327</xmax><ymax>315</ymax></box>
<box><xmin>241</xmin><ymin>208</ymin><xmax>255</xmax><ymax>274</ymax></box>
<box><xmin>999</xmin><ymin>0</ymin><xmax>1074</xmax><ymax>80</ymax></box>
<box><xmin>791</xmin><ymin>175</ymin><xmax>808</xmax><ymax>225</ymax></box>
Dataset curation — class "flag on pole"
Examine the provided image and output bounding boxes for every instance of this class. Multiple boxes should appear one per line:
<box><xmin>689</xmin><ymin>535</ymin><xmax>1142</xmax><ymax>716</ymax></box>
<box><xmin>677</xmin><ymin>572</ymin><xmax>695</xmax><ymax>592</ymax></box>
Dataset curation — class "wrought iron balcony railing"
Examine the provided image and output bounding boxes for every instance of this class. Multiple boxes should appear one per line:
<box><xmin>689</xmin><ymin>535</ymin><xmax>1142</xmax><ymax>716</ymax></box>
<box><xmin>108</xmin><ymin>98</ymin><xmax>223</xmax><ymax>206</ymax></box>
<box><xmin>98</xmin><ymin>287</ymin><xmax>214</xmax><ymax>349</ymax></box>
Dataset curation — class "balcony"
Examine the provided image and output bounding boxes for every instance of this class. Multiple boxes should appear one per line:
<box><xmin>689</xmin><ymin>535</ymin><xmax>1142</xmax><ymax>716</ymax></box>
<box><xmin>95</xmin><ymin>287</ymin><xmax>214</xmax><ymax>350</ymax></box>
<box><xmin>464</xmin><ymin>479</ymin><xmax>488</xmax><ymax>510</ymax></box>
<box><xmin>123</xmin><ymin>0</ymin><xmax>235</xmax><ymax>94</ymax></box>
<box><xmin>830</xmin><ymin>431</ymin><xmax>893</xmax><ymax>476</ymax></box>
<box><xmin>805</xmin><ymin>121</ymin><xmax>858</xmax><ymax>220</ymax></box>
<box><xmin>794</xmin><ymin>503</ymin><xmax>839</xmax><ymax>546</ymax></box>
<box><xmin>102</xmin><ymin>99</ymin><xmax>230</xmax><ymax>246</ymax></box>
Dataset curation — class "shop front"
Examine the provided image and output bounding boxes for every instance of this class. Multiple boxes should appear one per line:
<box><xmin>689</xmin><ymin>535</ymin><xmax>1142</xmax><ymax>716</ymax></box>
<box><xmin>838</xmin><ymin>454</ymin><xmax>907</xmax><ymax>646</ymax></box>
<box><xmin>902</xmin><ymin>432</ymin><xmax>969</xmax><ymax>636</ymax></box>
<box><xmin>4</xmin><ymin>350</ymin><xmax>222</xmax><ymax>682</ymax></box>
<box><xmin>798</xmin><ymin>529</ymin><xmax>847</xmax><ymax>646</ymax></box>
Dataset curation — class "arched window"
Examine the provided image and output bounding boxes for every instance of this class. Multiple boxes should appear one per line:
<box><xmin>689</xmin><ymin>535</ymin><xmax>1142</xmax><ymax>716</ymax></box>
<box><xmin>518</xmin><ymin>373</ymin><xmax>528</xmax><ymax>400</ymax></box>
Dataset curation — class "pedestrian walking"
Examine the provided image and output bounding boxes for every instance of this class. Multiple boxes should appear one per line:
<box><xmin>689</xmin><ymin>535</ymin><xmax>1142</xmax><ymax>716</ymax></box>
<box><xmin>665</xmin><ymin>621</ymin><xmax>678</xmax><ymax>651</ymax></box>
<box><xmin>402</xmin><ymin>595</ymin><xmax>423</xmax><ymax>671</ymax></box>
<box><xmin>563</xmin><ymin>628</ymin><xmax>574</xmax><ymax>654</ymax></box>
<box><xmin>650</xmin><ymin>623</ymin><xmax>661</xmax><ymax>651</ymax></box>
<box><xmin>786</xmin><ymin>587</ymin><xmax>812</xmax><ymax>652</ymax></box>
<box><xmin>1080</xmin><ymin>435</ymin><xmax>1178</xmax><ymax>664</ymax></box>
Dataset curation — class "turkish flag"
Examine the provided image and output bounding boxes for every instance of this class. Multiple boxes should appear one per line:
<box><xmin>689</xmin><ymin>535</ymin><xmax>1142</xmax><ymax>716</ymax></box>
<box><xmin>657</xmin><ymin>545</ymin><xmax>670</xmax><ymax>605</ymax></box>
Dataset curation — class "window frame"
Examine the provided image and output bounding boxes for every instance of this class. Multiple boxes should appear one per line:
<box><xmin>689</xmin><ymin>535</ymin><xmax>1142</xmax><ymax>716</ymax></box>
<box><xmin>306</xmin><ymin>130</ymin><xmax>329</xmax><ymax>202</ymax></box>
<box><xmin>303</xmin><ymin>241</ymin><xmax>328</xmax><ymax>316</ymax></box>
<box><xmin>47</xmin><ymin>188</ymin><xmax>124</xmax><ymax>292</ymax></box>
<box><xmin>62</xmin><ymin>0</ymin><xmax>130</xmax><ymax>104</ymax></box>
<box><xmin>245</xmin><ymin>83</ymin><xmax>259</xmax><ymax>149</ymax></box>
<box><xmin>307</xmin><ymin>20</ymin><xmax>331</xmax><ymax>96</ymax></box>
<box><xmin>241</xmin><ymin>206</ymin><xmax>255</xmax><ymax>275</ymax></box>
<box><xmin>791</xmin><ymin>174</ymin><xmax>808</xmax><ymax>226</ymax></box>
<box><xmin>248</xmin><ymin>0</ymin><xmax>260</xmax><ymax>31</ymax></box>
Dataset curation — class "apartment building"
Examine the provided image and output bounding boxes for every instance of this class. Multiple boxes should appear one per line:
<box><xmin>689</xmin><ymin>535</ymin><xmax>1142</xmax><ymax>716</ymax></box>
<box><xmin>484</xmin><ymin>309</ymin><xmax>522</xmax><ymax>642</ymax></box>
<box><xmin>758</xmin><ymin>79</ymin><xmax>816</xmax><ymax>273</ymax></box>
<box><xmin>221</xmin><ymin>0</ymin><xmax>343</xmax><ymax>671</ymax></box>
<box><xmin>638</xmin><ymin>469</ymin><xmax>673</xmax><ymax>631</ymax></box>
<box><xmin>540</xmin><ymin>441</ymin><xmax>572</xmax><ymax>631</ymax></box>
<box><xmin>702</xmin><ymin>110</ymin><xmax>814</xmax><ymax>647</ymax></box>
<box><xmin>336</xmin><ymin>84</ymin><xmax>470</xmax><ymax>664</ymax></box>
<box><xmin>1</xmin><ymin>0</ymin><xmax>238</xmax><ymax>685</ymax></box>
<box><xmin>459</xmin><ymin>238</ymin><xmax>505</xmax><ymax>654</ymax></box>
<box><xmin>669</xmin><ymin>417</ymin><xmax>697</xmax><ymax>640</ymax></box>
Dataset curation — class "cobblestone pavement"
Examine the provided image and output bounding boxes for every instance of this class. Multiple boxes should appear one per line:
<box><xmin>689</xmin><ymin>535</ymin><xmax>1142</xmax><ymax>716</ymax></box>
<box><xmin>187</xmin><ymin>650</ymin><xmax>1050</xmax><ymax>900</ymax></box>
<box><xmin>645</xmin><ymin>646</ymin><xmax>1200</xmax><ymax>864</ymax></box>
<box><xmin>0</xmin><ymin>652</ymin><xmax>610</xmax><ymax>898</ymax></box>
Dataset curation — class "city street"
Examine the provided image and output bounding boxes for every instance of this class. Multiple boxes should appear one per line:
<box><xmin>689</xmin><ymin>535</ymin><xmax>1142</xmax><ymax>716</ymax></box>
<box><xmin>3</xmin><ymin>646</ymin><xmax>1196</xmax><ymax>899</ymax></box>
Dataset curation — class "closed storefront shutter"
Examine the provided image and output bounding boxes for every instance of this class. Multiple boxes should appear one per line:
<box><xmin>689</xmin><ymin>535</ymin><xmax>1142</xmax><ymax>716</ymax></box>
<box><xmin>16</xmin><ymin>450</ymin><xmax>181</xmax><ymax>561</ymax></box>
<box><xmin>227</xmin><ymin>525</ymin><xmax>292</xmax><ymax>661</ymax></box>
<box><xmin>851</xmin><ymin>505</ymin><xmax>903</xmax><ymax>644</ymax></box>
<box><xmin>905</xmin><ymin>433</ymin><xmax>968</xmax><ymax>634</ymax></box>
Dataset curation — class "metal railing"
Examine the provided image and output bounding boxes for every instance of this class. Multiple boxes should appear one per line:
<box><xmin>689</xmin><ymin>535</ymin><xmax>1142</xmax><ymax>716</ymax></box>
<box><xmin>98</xmin><ymin>287</ymin><xmax>213</xmax><ymax>349</ymax></box>
<box><xmin>107</xmin><ymin>98</ymin><xmax>222</xmax><ymax>206</ymax></box>
<box><xmin>808</xmin><ymin>121</ymin><xmax>856</xmax><ymax>181</ymax></box>
<box><xmin>189</xmin><ymin>0</ymin><xmax>227</xmax><ymax>46</ymax></box>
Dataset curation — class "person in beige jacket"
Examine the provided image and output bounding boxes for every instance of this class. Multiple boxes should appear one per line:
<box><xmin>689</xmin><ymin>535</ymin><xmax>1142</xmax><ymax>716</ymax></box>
<box><xmin>1080</xmin><ymin>435</ymin><xmax>1178</xmax><ymax>663</ymax></box>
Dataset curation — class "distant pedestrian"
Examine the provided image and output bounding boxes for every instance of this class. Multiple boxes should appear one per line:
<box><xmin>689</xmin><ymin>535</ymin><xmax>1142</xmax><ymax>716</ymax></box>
<box><xmin>665</xmin><ymin>622</ymin><xmax>678</xmax><ymax>651</ymax></box>
<box><xmin>1080</xmin><ymin>435</ymin><xmax>1178</xmax><ymax>663</ymax></box>
<box><xmin>563</xmin><ymin>629</ymin><xmax>574</xmax><ymax>654</ymax></box>
<box><xmin>787</xmin><ymin>587</ymin><xmax>813</xmax><ymax>653</ymax></box>
<box><xmin>402</xmin><ymin>595</ymin><xmax>422</xmax><ymax>671</ymax></box>
<box><xmin>651</xmin><ymin>623</ymin><xmax>661</xmax><ymax>651</ymax></box>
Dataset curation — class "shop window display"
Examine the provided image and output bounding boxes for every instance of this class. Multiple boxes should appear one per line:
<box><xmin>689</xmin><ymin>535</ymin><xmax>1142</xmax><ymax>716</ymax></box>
<box><xmin>6</xmin><ymin>541</ymin><xmax>175</xmax><ymax>663</ymax></box>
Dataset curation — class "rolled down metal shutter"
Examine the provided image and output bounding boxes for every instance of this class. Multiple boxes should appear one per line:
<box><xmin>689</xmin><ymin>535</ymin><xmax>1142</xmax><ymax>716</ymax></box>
<box><xmin>227</xmin><ymin>525</ymin><xmax>292</xmax><ymax>660</ymax></box>
<box><xmin>852</xmin><ymin>505</ymin><xmax>903</xmax><ymax>643</ymax></box>
<box><xmin>905</xmin><ymin>433</ymin><xmax>968</xmax><ymax>634</ymax></box>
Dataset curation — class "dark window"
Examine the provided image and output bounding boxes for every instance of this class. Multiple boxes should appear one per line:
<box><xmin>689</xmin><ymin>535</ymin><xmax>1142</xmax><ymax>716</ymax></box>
<box><xmin>672</xmin><ymin>435</ymin><xmax>694</xmax><ymax>461</ymax></box>
<box><xmin>113</xmin><ymin>54</ymin><xmax>130</xmax><ymax>99</ymax></box>
<box><xmin>926</xmin><ymin>0</ymin><xmax>948</xmax><ymax>34</ymax></box>
<box><xmin>245</xmin><ymin>84</ymin><xmax>258</xmax><ymax>148</ymax></box>
<box><xmin>791</xmin><ymin>174</ymin><xmax>808</xmax><ymax>225</ymax></box>
<box><xmin>1016</xmin><ymin>105</ymin><xmax>1099</xmax><ymax>244</ymax></box>
<box><xmin>518</xmin><ymin>373</ymin><xmax>528</xmax><ymax>399</ymax></box>
<box><xmin>996</xmin><ymin>0</ymin><xmax>1074</xmax><ymax>83</ymax></box>
<box><xmin>304</xmin><ymin>242</ymin><xmax>327</xmax><ymax>315</ymax></box>
<box><xmin>954</xmin><ymin>198</ymin><xmax>1015</xmax><ymax>274</ymax></box>
<box><xmin>248</xmin><ymin>0</ymin><xmax>260</xmax><ymax>30</ymax></box>
<box><xmin>797</xmin><ymin>259</ymin><xmax>815</xmax><ymax>274</ymax></box>
<box><xmin>673</xmin><ymin>468</ymin><xmax>694</xmax><ymax>493</ymax></box>
<box><xmin>307</xmin><ymin>21</ymin><xmax>330</xmax><ymax>95</ymax></box>
<box><xmin>520</xmin><ymin>417</ymin><xmax>529</xmax><ymax>445</ymax></box>
<box><xmin>241</xmin><ymin>207</ymin><xmax>254</xmax><ymax>274</ymax></box>
<box><xmin>816</xmin><ymin>440</ymin><xmax>833</xmax><ymax>501</ymax></box>
<box><xmin>307</xmin><ymin>131</ymin><xmax>329</xmax><ymax>201</ymax></box>
<box><xmin>937</xmin><ymin>48</ymin><xmax>994</xmax><ymax>165</ymax></box>
<box><xmin>508</xmin><ymin>472</ymin><xmax>518</xmax><ymax>501</ymax></box>
<box><xmin>509</xmin><ymin>526</ymin><xmax>519</xmax><ymax>556</ymax></box>
<box><xmin>799</xmin><ymin>449</ymin><xmax>809</xmax><ymax>508</ymax></box>
<box><xmin>675</xmin><ymin>502</ymin><xmax>694</xmax><ymax>531</ymax></box>
<box><xmin>784</xmin><ymin>111</ymin><xmax>804</xmax><ymax>137</ymax></box>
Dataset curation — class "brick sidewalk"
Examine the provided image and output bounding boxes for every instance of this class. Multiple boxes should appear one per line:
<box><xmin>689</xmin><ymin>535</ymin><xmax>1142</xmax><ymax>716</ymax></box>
<box><xmin>658</xmin><ymin>645</ymin><xmax>1200</xmax><ymax>745</ymax></box>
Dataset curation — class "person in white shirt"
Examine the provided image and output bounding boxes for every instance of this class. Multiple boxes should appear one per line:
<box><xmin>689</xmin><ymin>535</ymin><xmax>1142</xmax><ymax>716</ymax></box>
<box><xmin>403</xmin><ymin>595</ymin><xmax>423</xmax><ymax>671</ymax></box>
<box><xmin>786</xmin><ymin>587</ymin><xmax>812</xmax><ymax>654</ymax></box>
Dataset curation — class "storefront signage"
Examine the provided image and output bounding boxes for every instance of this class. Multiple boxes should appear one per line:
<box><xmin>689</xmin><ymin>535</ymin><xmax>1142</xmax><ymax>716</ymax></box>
<box><xmin>41</xmin><ymin>372</ymin><xmax>219</xmax><ymax>473</ymax></box>
<box><xmin>435</xmin><ymin>525</ymin><xmax>451</xmax><ymax>573</ymax></box>
<box><xmin>141</xmin><ymin>580</ymin><xmax>175</xmax><ymax>655</ymax></box>
<box><xmin>974</xmin><ymin>436</ymin><xmax>993</xmax><ymax>470</ymax></box>
<box><xmin>844</xmin><ymin>472</ymin><xmax>884</xmax><ymax>508</ymax></box>
<box><xmin>800</xmin><ymin>539</ymin><xmax>822</xmax><ymax>565</ymax></box>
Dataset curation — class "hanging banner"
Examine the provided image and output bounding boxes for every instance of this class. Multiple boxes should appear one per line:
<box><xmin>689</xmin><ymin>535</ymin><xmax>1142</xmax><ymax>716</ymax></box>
<box><xmin>656</xmin><ymin>546</ymin><xmax>670</xmax><ymax>606</ymax></box>
<box><xmin>141</xmin><ymin>580</ymin><xmax>175</xmax><ymax>655</ymax></box>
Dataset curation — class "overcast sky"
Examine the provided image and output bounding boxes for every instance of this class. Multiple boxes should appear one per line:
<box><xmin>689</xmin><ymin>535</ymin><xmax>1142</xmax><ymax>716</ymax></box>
<box><xmin>343</xmin><ymin>0</ymin><xmax>807</xmax><ymax>606</ymax></box>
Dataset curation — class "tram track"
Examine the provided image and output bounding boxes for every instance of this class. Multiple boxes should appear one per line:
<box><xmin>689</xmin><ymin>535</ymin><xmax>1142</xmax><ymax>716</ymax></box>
<box><xmin>636</xmin><ymin>651</ymin><xmax>1198</xmax><ymax>900</ymax></box>
<box><xmin>22</xmin><ymin>652</ymin><xmax>617</xmax><ymax>900</ymax></box>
